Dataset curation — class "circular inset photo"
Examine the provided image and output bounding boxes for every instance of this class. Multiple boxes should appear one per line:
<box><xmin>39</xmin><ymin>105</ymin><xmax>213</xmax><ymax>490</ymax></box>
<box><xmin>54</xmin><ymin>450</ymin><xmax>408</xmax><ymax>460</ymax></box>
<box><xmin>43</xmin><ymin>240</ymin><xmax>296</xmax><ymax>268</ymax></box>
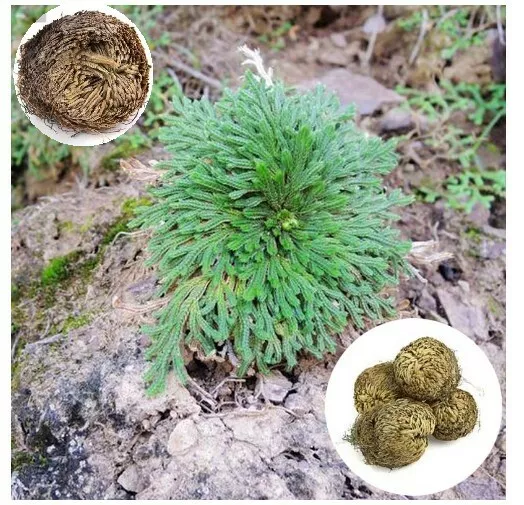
<box><xmin>13</xmin><ymin>4</ymin><xmax>153</xmax><ymax>146</ymax></box>
<box><xmin>325</xmin><ymin>318</ymin><xmax>502</xmax><ymax>496</ymax></box>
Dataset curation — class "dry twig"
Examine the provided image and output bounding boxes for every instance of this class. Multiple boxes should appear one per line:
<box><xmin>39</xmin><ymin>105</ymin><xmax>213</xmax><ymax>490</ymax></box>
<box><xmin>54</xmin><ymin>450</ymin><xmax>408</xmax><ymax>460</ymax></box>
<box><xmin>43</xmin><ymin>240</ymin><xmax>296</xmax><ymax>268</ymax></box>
<box><xmin>496</xmin><ymin>5</ymin><xmax>506</xmax><ymax>46</ymax></box>
<box><xmin>155</xmin><ymin>50</ymin><xmax>223</xmax><ymax>90</ymax></box>
<box><xmin>363</xmin><ymin>5</ymin><xmax>385</xmax><ymax>66</ymax></box>
<box><xmin>120</xmin><ymin>158</ymin><xmax>166</xmax><ymax>183</ymax></box>
<box><xmin>112</xmin><ymin>295</ymin><xmax>168</xmax><ymax>314</ymax></box>
<box><xmin>409</xmin><ymin>9</ymin><xmax>430</xmax><ymax>66</ymax></box>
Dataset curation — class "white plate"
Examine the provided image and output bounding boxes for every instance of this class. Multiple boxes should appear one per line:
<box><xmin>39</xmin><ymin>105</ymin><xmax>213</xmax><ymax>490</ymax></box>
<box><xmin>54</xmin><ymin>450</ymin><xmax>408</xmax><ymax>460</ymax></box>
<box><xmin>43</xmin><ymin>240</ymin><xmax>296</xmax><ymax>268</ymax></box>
<box><xmin>325</xmin><ymin>318</ymin><xmax>502</xmax><ymax>496</ymax></box>
<box><xmin>12</xmin><ymin>3</ymin><xmax>153</xmax><ymax>146</ymax></box>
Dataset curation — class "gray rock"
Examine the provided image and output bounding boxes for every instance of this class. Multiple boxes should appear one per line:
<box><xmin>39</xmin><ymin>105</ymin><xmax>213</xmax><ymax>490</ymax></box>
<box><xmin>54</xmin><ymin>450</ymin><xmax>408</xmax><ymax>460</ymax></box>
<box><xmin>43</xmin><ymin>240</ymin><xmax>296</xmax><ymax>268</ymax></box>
<box><xmin>416</xmin><ymin>289</ymin><xmax>437</xmax><ymax>314</ymax></box>
<box><xmin>222</xmin><ymin>409</ymin><xmax>289</xmax><ymax>458</ymax></box>
<box><xmin>284</xmin><ymin>392</ymin><xmax>311</xmax><ymax>417</ymax></box>
<box><xmin>380</xmin><ymin>107</ymin><xmax>430</xmax><ymax>132</ymax></box>
<box><xmin>261</xmin><ymin>370</ymin><xmax>293</xmax><ymax>403</ymax></box>
<box><xmin>12</xmin><ymin>183</ymin><xmax>143</xmax><ymax>281</ymax></box>
<box><xmin>113</xmin><ymin>365</ymin><xmax>201</xmax><ymax>423</ymax></box>
<box><xmin>126</xmin><ymin>275</ymin><xmax>158</xmax><ymax>303</ymax></box>
<box><xmin>455</xmin><ymin>476</ymin><xmax>504</xmax><ymax>500</ymax></box>
<box><xmin>299</xmin><ymin>69</ymin><xmax>404</xmax><ymax>115</ymax></box>
<box><xmin>362</xmin><ymin>13</ymin><xmax>386</xmax><ymax>35</ymax></box>
<box><xmin>479</xmin><ymin>240</ymin><xmax>506</xmax><ymax>260</ymax></box>
<box><xmin>483</xmin><ymin>448</ymin><xmax>505</xmax><ymax>481</ymax></box>
<box><xmin>317</xmin><ymin>49</ymin><xmax>350</xmax><ymax>67</ymax></box>
<box><xmin>380</xmin><ymin>107</ymin><xmax>413</xmax><ymax>131</ymax></box>
<box><xmin>437</xmin><ymin>287</ymin><xmax>490</xmax><ymax>341</ymax></box>
<box><xmin>468</xmin><ymin>202</ymin><xmax>491</xmax><ymax>227</ymax></box>
<box><xmin>117</xmin><ymin>465</ymin><xmax>144</xmax><ymax>493</ymax></box>
<box><xmin>481</xmin><ymin>225</ymin><xmax>506</xmax><ymax>239</ymax></box>
<box><xmin>167</xmin><ymin>418</ymin><xmax>199</xmax><ymax>456</ymax></box>
<box><xmin>330</xmin><ymin>33</ymin><xmax>347</xmax><ymax>48</ymax></box>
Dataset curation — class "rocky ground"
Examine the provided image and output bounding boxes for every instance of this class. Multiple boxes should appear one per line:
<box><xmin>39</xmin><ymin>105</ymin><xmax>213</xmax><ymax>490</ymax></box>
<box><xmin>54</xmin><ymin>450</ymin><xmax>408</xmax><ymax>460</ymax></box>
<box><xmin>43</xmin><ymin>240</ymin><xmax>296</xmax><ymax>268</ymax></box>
<box><xmin>11</xmin><ymin>5</ymin><xmax>505</xmax><ymax>500</ymax></box>
<box><xmin>11</xmin><ymin>161</ymin><xmax>505</xmax><ymax>500</ymax></box>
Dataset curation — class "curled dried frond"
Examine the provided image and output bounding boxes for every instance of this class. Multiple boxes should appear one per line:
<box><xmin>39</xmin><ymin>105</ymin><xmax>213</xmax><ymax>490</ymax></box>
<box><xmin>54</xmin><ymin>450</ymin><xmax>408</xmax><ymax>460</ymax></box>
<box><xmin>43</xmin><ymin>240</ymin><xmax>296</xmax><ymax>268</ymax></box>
<box><xmin>393</xmin><ymin>337</ymin><xmax>460</xmax><ymax>401</ymax></box>
<box><xmin>351</xmin><ymin>399</ymin><xmax>436</xmax><ymax>468</ymax></box>
<box><xmin>354</xmin><ymin>362</ymin><xmax>403</xmax><ymax>414</ymax></box>
<box><xmin>17</xmin><ymin>10</ymin><xmax>150</xmax><ymax>133</ymax></box>
<box><xmin>431</xmin><ymin>389</ymin><xmax>478</xmax><ymax>440</ymax></box>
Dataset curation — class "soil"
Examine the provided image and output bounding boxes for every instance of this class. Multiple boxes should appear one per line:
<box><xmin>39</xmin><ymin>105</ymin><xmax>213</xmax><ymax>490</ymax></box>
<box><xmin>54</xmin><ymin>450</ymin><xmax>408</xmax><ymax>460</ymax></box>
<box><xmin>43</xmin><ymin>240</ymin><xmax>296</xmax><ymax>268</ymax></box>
<box><xmin>11</xmin><ymin>6</ymin><xmax>505</xmax><ymax>500</ymax></box>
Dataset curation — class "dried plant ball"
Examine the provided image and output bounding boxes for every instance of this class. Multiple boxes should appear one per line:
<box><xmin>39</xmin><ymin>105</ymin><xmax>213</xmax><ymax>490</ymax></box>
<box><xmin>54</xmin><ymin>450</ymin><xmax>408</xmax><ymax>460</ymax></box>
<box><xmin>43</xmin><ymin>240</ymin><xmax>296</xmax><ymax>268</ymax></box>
<box><xmin>354</xmin><ymin>362</ymin><xmax>402</xmax><ymax>414</ymax></box>
<box><xmin>16</xmin><ymin>10</ymin><xmax>150</xmax><ymax>133</ymax></box>
<box><xmin>351</xmin><ymin>399</ymin><xmax>436</xmax><ymax>469</ymax></box>
<box><xmin>393</xmin><ymin>337</ymin><xmax>460</xmax><ymax>402</ymax></box>
<box><xmin>431</xmin><ymin>389</ymin><xmax>478</xmax><ymax>441</ymax></box>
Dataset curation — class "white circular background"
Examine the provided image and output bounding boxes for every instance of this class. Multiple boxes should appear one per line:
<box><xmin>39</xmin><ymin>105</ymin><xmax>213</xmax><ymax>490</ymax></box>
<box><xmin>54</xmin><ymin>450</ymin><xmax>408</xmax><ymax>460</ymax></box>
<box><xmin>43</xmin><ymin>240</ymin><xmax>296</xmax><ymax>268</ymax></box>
<box><xmin>13</xmin><ymin>3</ymin><xmax>153</xmax><ymax>146</ymax></box>
<box><xmin>325</xmin><ymin>318</ymin><xmax>502</xmax><ymax>496</ymax></box>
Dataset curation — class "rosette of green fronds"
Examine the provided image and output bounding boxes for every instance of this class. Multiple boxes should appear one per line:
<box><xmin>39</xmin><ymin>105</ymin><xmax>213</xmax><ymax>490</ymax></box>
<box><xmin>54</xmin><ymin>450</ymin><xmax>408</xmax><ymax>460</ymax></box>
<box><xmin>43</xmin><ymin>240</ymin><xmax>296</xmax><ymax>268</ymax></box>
<box><xmin>131</xmin><ymin>71</ymin><xmax>412</xmax><ymax>394</ymax></box>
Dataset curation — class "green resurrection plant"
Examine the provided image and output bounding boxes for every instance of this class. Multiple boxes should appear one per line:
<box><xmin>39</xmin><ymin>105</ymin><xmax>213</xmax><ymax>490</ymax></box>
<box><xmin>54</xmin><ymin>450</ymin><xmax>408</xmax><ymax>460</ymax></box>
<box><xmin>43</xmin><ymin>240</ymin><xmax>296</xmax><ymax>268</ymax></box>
<box><xmin>131</xmin><ymin>66</ymin><xmax>412</xmax><ymax>395</ymax></box>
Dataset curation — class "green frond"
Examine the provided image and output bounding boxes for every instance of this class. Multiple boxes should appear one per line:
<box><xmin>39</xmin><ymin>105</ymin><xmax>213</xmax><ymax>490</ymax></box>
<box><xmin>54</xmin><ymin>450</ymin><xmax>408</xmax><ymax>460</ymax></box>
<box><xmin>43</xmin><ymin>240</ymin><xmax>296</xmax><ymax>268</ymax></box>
<box><xmin>132</xmin><ymin>70</ymin><xmax>412</xmax><ymax>394</ymax></box>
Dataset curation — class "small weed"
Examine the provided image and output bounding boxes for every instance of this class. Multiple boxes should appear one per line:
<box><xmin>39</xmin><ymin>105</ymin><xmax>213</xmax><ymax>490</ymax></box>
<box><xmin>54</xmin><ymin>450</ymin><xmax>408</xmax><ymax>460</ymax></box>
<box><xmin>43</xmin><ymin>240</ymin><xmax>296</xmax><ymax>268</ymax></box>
<box><xmin>398</xmin><ymin>80</ymin><xmax>505</xmax><ymax>213</ymax></box>
<box><xmin>11</xmin><ymin>5</ymin><xmax>52</xmax><ymax>36</ymax></box>
<box><xmin>11</xmin><ymin>450</ymin><xmax>48</xmax><ymax>472</ymax></box>
<box><xmin>121</xmin><ymin>196</ymin><xmax>152</xmax><ymax>216</ymax></box>
<box><xmin>486</xmin><ymin>295</ymin><xmax>504</xmax><ymax>317</ymax></box>
<box><xmin>397</xmin><ymin>81</ymin><xmax>506</xmax><ymax>131</ymax></box>
<box><xmin>101</xmin><ymin>220</ymin><xmax>129</xmax><ymax>246</ymax></box>
<box><xmin>79</xmin><ymin>216</ymin><xmax>94</xmax><ymax>234</ymax></box>
<box><xmin>446</xmin><ymin>170</ymin><xmax>505</xmax><ymax>213</ymax></box>
<box><xmin>414</xmin><ymin>170</ymin><xmax>505</xmax><ymax>213</ymax></box>
<box><xmin>437</xmin><ymin>8</ymin><xmax>486</xmax><ymax>60</ymax></box>
<box><xmin>414</xmin><ymin>185</ymin><xmax>440</xmax><ymax>204</ymax></box>
<box><xmin>396</xmin><ymin>6</ymin><xmax>495</xmax><ymax>60</ymax></box>
<box><xmin>464</xmin><ymin>227</ymin><xmax>482</xmax><ymax>242</ymax></box>
<box><xmin>397</xmin><ymin>10</ymin><xmax>426</xmax><ymax>32</ymax></box>
<box><xmin>12</xmin><ymin>283</ymin><xmax>21</xmax><ymax>303</ymax></box>
<box><xmin>118</xmin><ymin>5</ymin><xmax>171</xmax><ymax>50</ymax></box>
<box><xmin>11</xmin><ymin>451</ymin><xmax>35</xmax><ymax>472</ymax></box>
<box><xmin>258</xmin><ymin>21</ymin><xmax>294</xmax><ymax>52</ymax></box>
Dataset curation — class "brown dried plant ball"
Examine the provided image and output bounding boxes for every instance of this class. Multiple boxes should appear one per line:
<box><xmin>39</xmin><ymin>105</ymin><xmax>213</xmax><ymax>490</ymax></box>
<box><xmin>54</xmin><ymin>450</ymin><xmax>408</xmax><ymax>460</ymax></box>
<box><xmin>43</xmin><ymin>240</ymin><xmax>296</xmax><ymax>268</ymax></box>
<box><xmin>17</xmin><ymin>10</ymin><xmax>150</xmax><ymax>133</ymax></box>
<box><xmin>393</xmin><ymin>337</ymin><xmax>460</xmax><ymax>402</ymax></box>
<box><xmin>354</xmin><ymin>362</ymin><xmax>402</xmax><ymax>414</ymax></box>
<box><xmin>348</xmin><ymin>405</ymin><xmax>377</xmax><ymax>454</ymax></box>
<box><xmin>431</xmin><ymin>389</ymin><xmax>478</xmax><ymax>441</ymax></box>
<box><xmin>350</xmin><ymin>398</ymin><xmax>436</xmax><ymax>469</ymax></box>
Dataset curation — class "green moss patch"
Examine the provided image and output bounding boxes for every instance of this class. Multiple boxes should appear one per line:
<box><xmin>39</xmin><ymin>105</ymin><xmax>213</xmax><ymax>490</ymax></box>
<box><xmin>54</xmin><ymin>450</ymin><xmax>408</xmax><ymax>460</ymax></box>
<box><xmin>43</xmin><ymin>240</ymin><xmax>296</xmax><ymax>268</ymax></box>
<box><xmin>11</xmin><ymin>450</ymin><xmax>47</xmax><ymax>472</ymax></box>
<box><xmin>101</xmin><ymin>196</ymin><xmax>152</xmax><ymax>246</ymax></box>
<box><xmin>41</xmin><ymin>255</ymin><xmax>75</xmax><ymax>287</ymax></box>
<box><xmin>62</xmin><ymin>313</ymin><xmax>92</xmax><ymax>332</ymax></box>
<box><xmin>12</xmin><ymin>196</ymin><xmax>151</xmax><ymax>349</ymax></box>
